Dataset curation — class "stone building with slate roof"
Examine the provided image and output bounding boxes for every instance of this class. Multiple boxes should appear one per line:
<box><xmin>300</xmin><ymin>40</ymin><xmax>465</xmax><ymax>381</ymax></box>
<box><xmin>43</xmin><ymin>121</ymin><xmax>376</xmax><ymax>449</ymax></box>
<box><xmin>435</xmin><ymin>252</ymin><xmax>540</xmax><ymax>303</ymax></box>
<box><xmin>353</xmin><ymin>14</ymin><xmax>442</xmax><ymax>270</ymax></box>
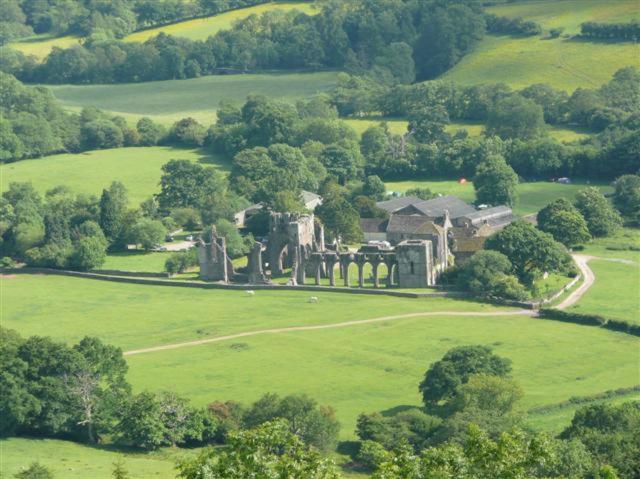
<box><xmin>361</xmin><ymin>195</ymin><xmax>516</xmax><ymax>265</ymax></box>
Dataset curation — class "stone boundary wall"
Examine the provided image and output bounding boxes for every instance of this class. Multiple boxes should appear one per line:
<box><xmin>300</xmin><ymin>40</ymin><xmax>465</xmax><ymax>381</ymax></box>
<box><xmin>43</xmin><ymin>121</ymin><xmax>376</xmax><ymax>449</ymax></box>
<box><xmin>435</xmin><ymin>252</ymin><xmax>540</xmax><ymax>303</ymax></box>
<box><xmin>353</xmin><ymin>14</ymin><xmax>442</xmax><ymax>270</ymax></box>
<box><xmin>92</xmin><ymin>269</ymin><xmax>170</xmax><ymax>278</ymax></box>
<box><xmin>1</xmin><ymin>268</ymin><xmax>543</xmax><ymax>308</ymax></box>
<box><xmin>2</xmin><ymin>267</ymin><xmax>480</xmax><ymax>300</ymax></box>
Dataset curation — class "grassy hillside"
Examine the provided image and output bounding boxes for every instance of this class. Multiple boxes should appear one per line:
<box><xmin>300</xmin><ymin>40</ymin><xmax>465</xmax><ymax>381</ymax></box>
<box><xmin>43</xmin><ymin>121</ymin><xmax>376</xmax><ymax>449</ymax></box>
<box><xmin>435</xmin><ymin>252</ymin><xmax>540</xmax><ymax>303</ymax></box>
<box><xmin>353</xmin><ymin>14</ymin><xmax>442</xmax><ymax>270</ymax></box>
<box><xmin>568</xmin><ymin>259</ymin><xmax>640</xmax><ymax>323</ymax></box>
<box><xmin>9</xmin><ymin>34</ymin><xmax>81</xmax><ymax>61</ymax></box>
<box><xmin>442</xmin><ymin>0</ymin><xmax>640</xmax><ymax>91</ymax></box>
<box><xmin>345</xmin><ymin>119</ymin><xmax>590</xmax><ymax>143</ymax></box>
<box><xmin>1</xmin><ymin>275</ymin><xmax>502</xmax><ymax>351</ymax></box>
<box><xmin>124</xmin><ymin>1</ymin><xmax>316</xmax><ymax>43</ymax></box>
<box><xmin>0</xmin><ymin>438</ymin><xmax>185</xmax><ymax>479</ymax></box>
<box><xmin>0</xmin><ymin>146</ymin><xmax>228</xmax><ymax>206</ymax></box>
<box><xmin>383</xmin><ymin>179</ymin><xmax>613</xmax><ymax>216</ymax></box>
<box><xmin>46</xmin><ymin>72</ymin><xmax>340</xmax><ymax>126</ymax></box>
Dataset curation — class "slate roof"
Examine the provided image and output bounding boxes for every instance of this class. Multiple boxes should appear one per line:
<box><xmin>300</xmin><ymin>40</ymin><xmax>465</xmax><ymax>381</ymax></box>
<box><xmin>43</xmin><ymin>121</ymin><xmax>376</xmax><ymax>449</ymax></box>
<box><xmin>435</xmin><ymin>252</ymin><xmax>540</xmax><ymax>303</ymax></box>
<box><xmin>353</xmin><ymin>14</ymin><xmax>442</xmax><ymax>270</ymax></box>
<box><xmin>387</xmin><ymin>215</ymin><xmax>443</xmax><ymax>235</ymax></box>
<box><xmin>408</xmin><ymin>196</ymin><xmax>477</xmax><ymax>218</ymax></box>
<box><xmin>301</xmin><ymin>190</ymin><xmax>322</xmax><ymax>206</ymax></box>
<box><xmin>360</xmin><ymin>218</ymin><xmax>389</xmax><ymax>233</ymax></box>
<box><xmin>460</xmin><ymin>205</ymin><xmax>512</xmax><ymax>223</ymax></box>
<box><xmin>376</xmin><ymin>196</ymin><xmax>422</xmax><ymax>213</ymax></box>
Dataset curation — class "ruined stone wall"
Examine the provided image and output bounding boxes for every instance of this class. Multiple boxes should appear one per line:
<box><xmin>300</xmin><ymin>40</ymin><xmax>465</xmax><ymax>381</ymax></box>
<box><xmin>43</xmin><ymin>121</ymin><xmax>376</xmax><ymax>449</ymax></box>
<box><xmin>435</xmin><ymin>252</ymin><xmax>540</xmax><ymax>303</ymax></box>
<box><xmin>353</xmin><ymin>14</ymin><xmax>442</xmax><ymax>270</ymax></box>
<box><xmin>396</xmin><ymin>240</ymin><xmax>434</xmax><ymax>288</ymax></box>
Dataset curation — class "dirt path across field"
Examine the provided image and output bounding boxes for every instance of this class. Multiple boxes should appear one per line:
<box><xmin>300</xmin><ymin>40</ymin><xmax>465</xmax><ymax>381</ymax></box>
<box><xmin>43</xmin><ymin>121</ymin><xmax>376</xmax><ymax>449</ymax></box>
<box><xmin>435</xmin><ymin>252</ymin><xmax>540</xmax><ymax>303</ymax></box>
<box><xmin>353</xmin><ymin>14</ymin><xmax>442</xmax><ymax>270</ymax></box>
<box><xmin>123</xmin><ymin>310</ymin><xmax>536</xmax><ymax>356</ymax></box>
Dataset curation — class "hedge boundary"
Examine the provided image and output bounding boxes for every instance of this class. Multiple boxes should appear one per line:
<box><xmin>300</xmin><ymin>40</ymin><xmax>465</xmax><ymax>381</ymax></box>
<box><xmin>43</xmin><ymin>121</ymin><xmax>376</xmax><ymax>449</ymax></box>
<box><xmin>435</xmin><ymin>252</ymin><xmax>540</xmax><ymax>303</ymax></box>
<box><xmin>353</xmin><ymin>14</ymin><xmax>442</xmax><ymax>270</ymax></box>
<box><xmin>538</xmin><ymin>308</ymin><xmax>640</xmax><ymax>337</ymax></box>
<box><xmin>528</xmin><ymin>385</ymin><xmax>640</xmax><ymax>415</ymax></box>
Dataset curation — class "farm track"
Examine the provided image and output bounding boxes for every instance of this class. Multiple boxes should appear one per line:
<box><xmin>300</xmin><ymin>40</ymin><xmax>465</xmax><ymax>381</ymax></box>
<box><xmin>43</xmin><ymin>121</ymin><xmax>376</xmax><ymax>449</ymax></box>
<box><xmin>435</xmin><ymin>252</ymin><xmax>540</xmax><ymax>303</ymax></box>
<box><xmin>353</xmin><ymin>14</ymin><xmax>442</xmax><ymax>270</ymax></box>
<box><xmin>123</xmin><ymin>310</ymin><xmax>536</xmax><ymax>356</ymax></box>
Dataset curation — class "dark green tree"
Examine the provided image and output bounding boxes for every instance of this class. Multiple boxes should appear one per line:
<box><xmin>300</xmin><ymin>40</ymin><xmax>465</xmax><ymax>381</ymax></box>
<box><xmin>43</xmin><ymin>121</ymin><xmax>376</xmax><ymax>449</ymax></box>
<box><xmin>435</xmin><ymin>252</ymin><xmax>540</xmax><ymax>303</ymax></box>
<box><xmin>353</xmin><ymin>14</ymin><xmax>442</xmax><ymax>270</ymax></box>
<box><xmin>419</xmin><ymin>345</ymin><xmax>512</xmax><ymax>412</ymax></box>
<box><xmin>99</xmin><ymin>182</ymin><xmax>128</xmax><ymax>242</ymax></box>
<box><xmin>537</xmin><ymin>198</ymin><xmax>591</xmax><ymax>247</ymax></box>
<box><xmin>456</xmin><ymin>250</ymin><xmax>527</xmax><ymax>300</ymax></box>
<box><xmin>485</xmin><ymin>220</ymin><xmax>572</xmax><ymax>284</ymax></box>
<box><xmin>613</xmin><ymin>174</ymin><xmax>640</xmax><ymax>224</ymax></box>
<box><xmin>156</xmin><ymin>160</ymin><xmax>226</xmax><ymax>212</ymax></box>
<box><xmin>486</xmin><ymin>95</ymin><xmax>545</xmax><ymax>140</ymax></box>
<box><xmin>574</xmin><ymin>187</ymin><xmax>623</xmax><ymax>237</ymax></box>
<box><xmin>127</xmin><ymin>219</ymin><xmax>166</xmax><ymax>251</ymax></box>
<box><xmin>315</xmin><ymin>194</ymin><xmax>363</xmax><ymax>244</ymax></box>
<box><xmin>473</xmin><ymin>155</ymin><xmax>518</xmax><ymax>207</ymax></box>
<box><xmin>408</xmin><ymin>104</ymin><xmax>450</xmax><ymax>143</ymax></box>
<box><xmin>175</xmin><ymin>419</ymin><xmax>339</xmax><ymax>479</ymax></box>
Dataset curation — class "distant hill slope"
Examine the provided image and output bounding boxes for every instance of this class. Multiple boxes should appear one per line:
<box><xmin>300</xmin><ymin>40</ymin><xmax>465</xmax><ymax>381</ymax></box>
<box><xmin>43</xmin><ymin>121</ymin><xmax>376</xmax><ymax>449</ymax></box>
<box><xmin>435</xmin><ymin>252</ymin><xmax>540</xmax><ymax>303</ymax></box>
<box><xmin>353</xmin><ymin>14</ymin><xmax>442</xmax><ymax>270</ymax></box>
<box><xmin>9</xmin><ymin>2</ymin><xmax>315</xmax><ymax>61</ymax></box>
<box><xmin>442</xmin><ymin>0</ymin><xmax>639</xmax><ymax>91</ymax></box>
<box><xmin>46</xmin><ymin>71</ymin><xmax>340</xmax><ymax>126</ymax></box>
<box><xmin>124</xmin><ymin>1</ymin><xmax>317</xmax><ymax>42</ymax></box>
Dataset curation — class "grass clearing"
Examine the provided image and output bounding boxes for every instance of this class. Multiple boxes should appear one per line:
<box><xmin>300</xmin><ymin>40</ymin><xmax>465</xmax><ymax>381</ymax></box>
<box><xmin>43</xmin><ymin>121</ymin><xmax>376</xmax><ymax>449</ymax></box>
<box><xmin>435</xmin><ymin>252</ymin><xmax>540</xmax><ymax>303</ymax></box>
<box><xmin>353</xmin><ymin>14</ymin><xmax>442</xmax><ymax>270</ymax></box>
<box><xmin>101</xmin><ymin>251</ymin><xmax>173</xmax><ymax>272</ymax></box>
<box><xmin>1</xmin><ymin>274</ymin><xmax>504</xmax><ymax>351</ymax></box>
<box><xmin>580</xmin><ymin>228</ymin><xmax>640</xmax><ymax>262</ymax></box>
<box><xmin>384</xmin><ymin>179</ymin><xmax>613</xmax><ymax>216</ymax></box>
<box><xmin>46</xmin><ymin>72</ymin><xmax>340</xmax><ymax>126</ymax></box>
<box><xmin>0</xmin><ymin>146</ymin><xmax>228</xmax><ymax>206</ymax></box>
<box><xmin>0</xmin><ymin>437</ymin><xmax>186</xmax><ymax>479</ymax></box>
<box><xmin>344</xmin><ymin>119</ymin><xmax>589</xmax><ymax>143</ymax></box>
<box><xmin>125</xmin><ymin>2</ymin><xmax>316</xmax><ymax>43</ymax></box>
<box><xmin>124</xmin><ymin>313</ymin><xmax>639</xmax><ymax>439</ymax></box>
<box><xmin>569</xmin><ymin>259</ymin><xmax>640</xmax><ymax>323</ymax></box>
<box><xmin>9</xmin><ymin>34</ymin><xmax>81</xmax><ymax>60</ymax></box>
<box><xmin>442</xmin><ymin>0</ymin><xmax>639</xmax><ymax>91</ymax></box>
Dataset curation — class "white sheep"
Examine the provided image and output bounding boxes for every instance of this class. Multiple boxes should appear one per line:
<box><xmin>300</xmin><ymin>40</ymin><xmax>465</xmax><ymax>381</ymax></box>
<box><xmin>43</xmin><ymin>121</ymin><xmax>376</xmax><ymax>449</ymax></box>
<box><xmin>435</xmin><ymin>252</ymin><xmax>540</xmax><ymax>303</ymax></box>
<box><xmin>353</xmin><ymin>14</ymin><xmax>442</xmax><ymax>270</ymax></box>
<box><xmin>308</xmin><ymin>296</ymin><xmax>318</xmax><ymax>303</ymax></box>
<box><xmin>246</xmin><ymin>290</ymin><xmax>255</xmax><ymax>296</ymax></box>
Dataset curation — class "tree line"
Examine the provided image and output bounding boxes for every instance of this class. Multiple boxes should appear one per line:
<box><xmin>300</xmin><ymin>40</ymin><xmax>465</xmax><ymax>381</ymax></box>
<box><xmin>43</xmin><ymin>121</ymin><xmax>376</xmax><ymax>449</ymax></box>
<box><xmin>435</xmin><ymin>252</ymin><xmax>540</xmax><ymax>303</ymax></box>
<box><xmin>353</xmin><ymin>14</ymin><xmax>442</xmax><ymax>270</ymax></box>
<box><xmin>580</xmin><ymin>21</ymin><xmax>640</xmax><ymax>42</ymax></box>
<box><xmin>484</xmin><ymin>13</ymin><xmax>542</xmax><ymax>36</ymax></box>
<box><xmin>2</xmin><ymin>0</ymin><xmax>488</xmax><ymax>84</ymax></box>
<box><xmin>0</xmin><ymin>0</ymin><xmax>271</xmax><ymax>45</ymax></box>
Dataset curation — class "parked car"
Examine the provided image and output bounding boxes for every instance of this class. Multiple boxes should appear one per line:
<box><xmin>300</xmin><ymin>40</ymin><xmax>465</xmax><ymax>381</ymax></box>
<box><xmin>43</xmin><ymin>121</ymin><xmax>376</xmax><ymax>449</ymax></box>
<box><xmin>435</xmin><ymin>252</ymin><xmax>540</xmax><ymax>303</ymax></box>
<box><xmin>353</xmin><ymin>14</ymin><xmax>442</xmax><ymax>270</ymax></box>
<box><xmin>165</xmin><ymin>235</ymin><xmax>174</xmax><ymax>242</ymax></box>
<box><xmin>186</xmin><ymin>235</ymin><xmax>194</xmax><ymax>241</ymax></box>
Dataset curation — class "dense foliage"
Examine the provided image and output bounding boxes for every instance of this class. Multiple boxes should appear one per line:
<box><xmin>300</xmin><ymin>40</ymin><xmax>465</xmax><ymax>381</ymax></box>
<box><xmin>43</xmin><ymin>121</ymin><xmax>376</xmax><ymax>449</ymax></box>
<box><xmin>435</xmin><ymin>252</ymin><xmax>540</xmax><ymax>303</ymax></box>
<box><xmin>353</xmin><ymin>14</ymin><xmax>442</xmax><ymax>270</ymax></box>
<box><xmin>0</xmin><ymin>0</ymin><xmax>271</xmax><ymax>44</ymax></box>
<box><xmin>0</xmin><ymin>73</ymin><xmax>167</xmax><ymax>161</ymax></box>
<box><xmin>3</xmin><ymin>0</ymin><xmax>487</xmax><ymax>84</ymax></box>
<box><xmin>580</xmin><ymin>21</ymin><xmax>640</xmax><ymax>42</ymax></box>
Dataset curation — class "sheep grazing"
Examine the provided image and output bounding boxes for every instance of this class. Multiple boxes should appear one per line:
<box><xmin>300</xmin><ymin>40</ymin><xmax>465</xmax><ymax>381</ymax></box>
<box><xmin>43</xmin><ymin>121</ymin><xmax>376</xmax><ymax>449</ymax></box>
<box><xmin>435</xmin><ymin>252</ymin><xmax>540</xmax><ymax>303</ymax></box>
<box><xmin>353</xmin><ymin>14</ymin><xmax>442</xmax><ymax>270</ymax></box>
<box><xmin>309</xmin><ymin>296</ymin><xmax>319</xmax><ymax>303</ymax></box>
<box><xmin>246</xmin><ymin>290</ymin><xmax>255</xmax><ymax>296</ymax></box>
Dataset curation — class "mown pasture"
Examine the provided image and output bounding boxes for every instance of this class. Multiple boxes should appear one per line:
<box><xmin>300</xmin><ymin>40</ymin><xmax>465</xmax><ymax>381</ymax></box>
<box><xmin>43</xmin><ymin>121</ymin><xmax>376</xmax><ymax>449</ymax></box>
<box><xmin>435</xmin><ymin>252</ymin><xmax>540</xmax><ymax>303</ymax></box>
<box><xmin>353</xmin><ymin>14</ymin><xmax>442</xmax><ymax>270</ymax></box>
<box><xmin>442</xmin><ymin>0</ymin><xmax>640</xmax><ymax>91</ymax></box>
<box><xmin>9</xmin><ymin>34</ymin><xmax>81</xmax><ymax>60</ymax></box>
<box><xmin>568</xmin><ymin>259</ymin><xmax>640</xmax><ymax>324</ymax></box>
<box><xmin>124</xmin><ymin>1</ymin><xmax>316</xmax><ymax>43</ymax></box>
<box><xmin>0</xmin><ymin>146</ymin><xmax>228</xmax><ymax>206</ymax></box>
<box><xmin>1</xmin><ymin>274</ymin><xmax>502</xmax><ymax>351</ymax></box>
<box><xmin>344</xmin><ymin>119</ymin><xmax>590</xmax><ymax>143</ymax></box>
<box><xmin>3</xmin><ymin>274</ymin><xmax>638</xmax><ymax>440</ymax></box>
<box><xmin>46</xmin><ymin>72</ymin><xmax>340</xmax><ymax>126</ymax></box>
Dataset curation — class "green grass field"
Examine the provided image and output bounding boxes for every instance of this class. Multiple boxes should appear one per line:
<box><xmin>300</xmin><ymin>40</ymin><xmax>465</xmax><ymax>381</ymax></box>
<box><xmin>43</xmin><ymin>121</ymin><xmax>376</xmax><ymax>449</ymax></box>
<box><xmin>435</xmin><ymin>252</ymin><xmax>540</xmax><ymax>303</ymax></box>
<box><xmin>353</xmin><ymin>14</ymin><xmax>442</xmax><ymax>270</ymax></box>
<box><xmin>442</xmin><ymin>0</ymin><xmax>640</xmax><ymax>91</ymax></box>
<box><xmin>125</xmin><ymin>2</ymin><xmax>316</xmax><ymax>43</ymax></box>
<box><xmin>123</xmin><ymin>311</ymin><xmax>639</xmax><ymax>440</ymax></box>
<box><xmin>101</xmin><ymin>251</ymin><xmax>173</xmax><ymax>272</ymax></box>
<box><xmin>344</xmin><ymin>119</ymin><xmax>590</xmax><ymax>143</ymax></box>
<box><xmin>0</xmin><ymin>438</ymin><xmax>186</xmax><ymax>479</ymax></box>
<box><xmin>568</xmin><ymin>259</ymin><xmax>640</xmax><ymax>323</ymax></box>
<box><xmin>1</xmin><ymin>274</ymin><xmax>504</xmax><ymax>351</ymax></box>
<box><xmin>9</xmin><ymin>34</ymin><xmax>81</xmax><ymax>60</ymax></box>
<box><xmin>0</xmin><ymin>146</ymin><xmax>228</xmax><ymax>206</ymax></box>
<box><xmin>3</xmin><ymin>274</ymin><xmax>638</xmax><ymax>441</ymax></box>
<box><xmin>580</xmin><ymin>228</ymin><xmax>640</xmax><ymax>262</ymax></box>
<box><xmin>384</xmin><ymin>179</ymin><xmax>613</xmax><ymax>216</ymax></box>
<box><xmin>46</xmin><ymin>72</ymin><xmax>340</xmax><ymax>126</ymax></box>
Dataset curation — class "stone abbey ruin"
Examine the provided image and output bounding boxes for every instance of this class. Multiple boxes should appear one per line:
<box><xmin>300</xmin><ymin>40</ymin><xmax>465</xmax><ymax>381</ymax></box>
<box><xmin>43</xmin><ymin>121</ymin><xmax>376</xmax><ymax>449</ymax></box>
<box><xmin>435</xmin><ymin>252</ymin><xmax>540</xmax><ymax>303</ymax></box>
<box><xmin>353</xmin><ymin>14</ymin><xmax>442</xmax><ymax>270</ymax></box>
<box><xmin>198</xmin><ymin>195</ymin><xmax>516</xmax><ymax>289</ymax></box>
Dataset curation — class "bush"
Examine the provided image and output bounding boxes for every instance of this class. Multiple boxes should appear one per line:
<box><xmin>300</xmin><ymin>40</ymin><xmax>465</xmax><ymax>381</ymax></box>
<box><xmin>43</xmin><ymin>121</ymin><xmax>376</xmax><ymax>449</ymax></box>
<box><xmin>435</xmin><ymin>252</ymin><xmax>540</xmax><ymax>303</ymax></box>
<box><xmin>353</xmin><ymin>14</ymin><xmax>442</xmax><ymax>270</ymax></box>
<box><xmin>1</xmin><ymin>256</ymin><xmax>16</xmax><ymax>268</ymax></box>
<box><xmin>538</xmin><ymin>309</ymin><xmax>607</xmax><ymax>327</ymax></box>
<box><xmin>165</xmin><ymin>250</ymin><xmax>198</xmax><ymax>275</ymax></box>
<box><xmin>357</xmin><ymin>440</ymin><xmax>389</xmax><ymax>471</ymax></box>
